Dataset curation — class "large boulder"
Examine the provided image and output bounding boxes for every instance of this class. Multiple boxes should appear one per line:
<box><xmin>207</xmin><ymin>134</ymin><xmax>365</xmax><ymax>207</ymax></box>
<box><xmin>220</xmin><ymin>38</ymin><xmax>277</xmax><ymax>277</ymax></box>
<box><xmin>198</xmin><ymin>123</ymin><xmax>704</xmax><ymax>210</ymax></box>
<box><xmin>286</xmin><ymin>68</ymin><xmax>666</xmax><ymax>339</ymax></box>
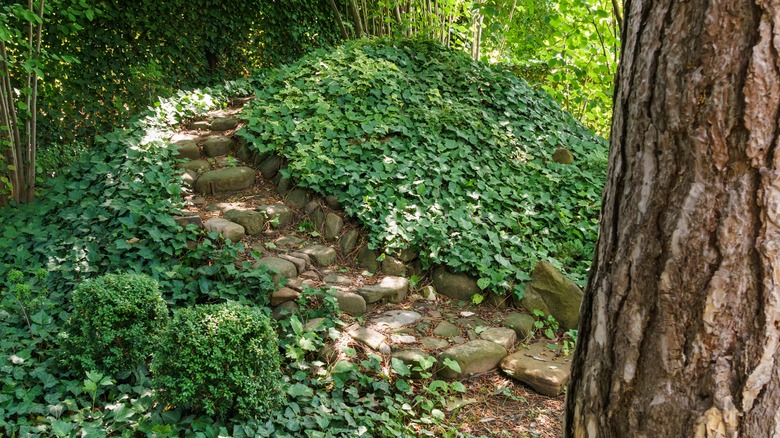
<box><xmin>437</xmin><ymin>340</ymin><xmax>507</xmax><ymax>379</ymax></box>
<box><xmin>500</xmin><ymin>342</ymin><xmax>571</xmax><ymax>396</ymax></box>
<box><xmin>194</xmin><ymin>167</ymin><xmax>255</xmax><ymax>195</ymax></box>
<box><xmin>520</xmin><ymin>261</ymin><xmax>583</xmax><ymax>330</ymax></box>
<box><xmin>432</xmin><ymin>266</ymin><xmax>480</xmax><ymax>301</ymax></box>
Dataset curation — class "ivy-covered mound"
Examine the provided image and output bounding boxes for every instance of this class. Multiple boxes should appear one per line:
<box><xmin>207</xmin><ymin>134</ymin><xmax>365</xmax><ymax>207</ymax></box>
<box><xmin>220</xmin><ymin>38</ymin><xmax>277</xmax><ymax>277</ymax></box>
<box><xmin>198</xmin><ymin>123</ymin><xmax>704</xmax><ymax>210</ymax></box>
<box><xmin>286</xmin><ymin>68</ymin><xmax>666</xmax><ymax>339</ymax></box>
<box><xmin>240</xmin><ymin>38</ymin><xmax>607</xmax><ymax>292</ymax></box>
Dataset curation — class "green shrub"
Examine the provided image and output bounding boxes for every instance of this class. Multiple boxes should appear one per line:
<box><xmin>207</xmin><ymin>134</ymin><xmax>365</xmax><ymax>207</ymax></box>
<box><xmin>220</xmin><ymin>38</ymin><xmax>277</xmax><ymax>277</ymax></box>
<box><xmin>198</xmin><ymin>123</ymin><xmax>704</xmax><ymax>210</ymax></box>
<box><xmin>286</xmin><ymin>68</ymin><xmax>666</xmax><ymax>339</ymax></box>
<box><xmin>62</xmin><ymin>273</ymin><xmax>169</xmax><ymax>376</ymax></box>
<box><xmin>151</xmin><ymin>302</ymin><xmax>284</xmax><ymax>419</ymax></box>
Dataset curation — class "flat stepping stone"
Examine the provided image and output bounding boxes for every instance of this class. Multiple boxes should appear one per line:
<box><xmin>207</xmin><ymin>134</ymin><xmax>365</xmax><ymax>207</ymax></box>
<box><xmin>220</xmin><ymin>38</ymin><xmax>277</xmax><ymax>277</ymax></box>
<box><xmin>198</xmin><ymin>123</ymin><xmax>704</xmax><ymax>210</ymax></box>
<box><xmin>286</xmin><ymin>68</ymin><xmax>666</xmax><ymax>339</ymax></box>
<box><xmin>357</xmin><ymin>276</ymin><xmax>409</xmax><ymax>304</ymax></box>
<box><xmin>271</xmin><ymin>287</ymin><xmax>300</xmax><ymax>306</ymax></box>
<box><xmin>274</xmin><ymin>235</ymin><xmax>306</xmax><ymax>248</ymax></box>
<box><xmin>437</xmin><ymin>340</ymin><xmax>508</xmax><ymax>379</ymax></box>
<box><xmin>257</xmin><ymin>204</ymin><xmax>294</xmax><ymax>227</ymax></box>
<box><xmin>421</xmin><ymin>337</ymin><xmax>449</xmax><ymax>350</ymax></box>
<box><xmin>177</xmin><ymin>159</ymin><xmax>211</xmax><ymax>173</ymax></box>
<box><xmin>348</xmin><ymin>327</ymin><xmax>389</xmax><ymax>353</ymax></box>
<box><xmin>324</xmin><ymin>213</ymin><xmax>344</xmax><ymax>241</ymax></box>
<box><xmin>254</xmin><ymin>256</ymin><xmax>298</xmax><ymax>280</ymax></box>
<box><xmin>370</xmin><ymin>309</ymin><xmax>422</xmax><ymax>330</ymax></box>
<box><xmin>170</xmin><ymin>133</ymin><xmax>199</xmax><ymax>142</ymax></box>
<box><xmin>299</xmin><ymin>245</ymin><xmax>337</xmax><ymax>267</ymax></box>
<box><xmin>204</xmin><ymin>218</ymin><xmax>245</xmax><ymax>242</ymax></box>
<box><xmin>202</xmin><ymin>135</ymin><xmax>236</xmax><ymax>157</ymax></box>
<box><xmin>390</xmin><ymin>334</ymin><xmax>417</xmax><ymax>344</ymax></box>
<box><xmin>172</xmin><ymin>140</ymin><xmax>200</xmax><ymax>160</ymax></box>
<box><xmin>323</xmin><ymin>274</ymin><xmax>352</xmax><ymax>286</ymax></box>
<box><xmin>210</xmin><ymin>117</ymin><xmax>239</xmax><ymax>131</ymax></box>
<box><xmin>194</xmin><ymin>166</ymin><xmax>255</xmax><ymax>195</ymax></box>
<box><xmin>433</xmin><ymin>321</ymin><xmax>461</xmax><ymax>338</ymax></box>
<box><xmin>479</xmin><ymin>327</ymin><xmax>517</xmax><ymax>350</ymax></box>
<box><xmin>500</xmin><ymin>343</ymin><xmax>571</xmax><ymax>396</ymax></box>
<box><xmin>330</xmin><ymin>290</ymin><xmax>366</xmax><ymax>316</ymax></box>
<box><xmin>223</xmin><ymin>209</ymin><xmax>266</xmax><ymax>236</ymax></box>
<box><xmin>502</xmin><ymin>312</ymin><xmax>536</xmax><ymax>339</ymax></box>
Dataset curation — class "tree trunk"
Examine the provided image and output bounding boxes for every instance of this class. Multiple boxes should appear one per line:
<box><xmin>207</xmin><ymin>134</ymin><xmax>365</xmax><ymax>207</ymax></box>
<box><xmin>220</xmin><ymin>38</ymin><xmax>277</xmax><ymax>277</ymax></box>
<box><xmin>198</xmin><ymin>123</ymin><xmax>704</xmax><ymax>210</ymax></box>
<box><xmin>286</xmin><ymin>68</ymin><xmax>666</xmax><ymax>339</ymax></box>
<box><xmin>565</xmin><ymin>0</ymin><xmax>780</xmax><ymax>436</ymax></box>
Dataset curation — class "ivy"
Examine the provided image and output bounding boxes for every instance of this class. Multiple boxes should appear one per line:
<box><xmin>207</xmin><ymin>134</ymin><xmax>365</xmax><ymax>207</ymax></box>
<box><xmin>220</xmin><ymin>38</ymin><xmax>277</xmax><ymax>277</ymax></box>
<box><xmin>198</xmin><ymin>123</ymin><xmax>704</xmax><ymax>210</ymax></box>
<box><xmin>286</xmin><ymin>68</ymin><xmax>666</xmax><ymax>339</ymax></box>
<box><xmin>241</xmin><ymin>38</ymin><xmax>607</xmax><ymax>294</ymax></box>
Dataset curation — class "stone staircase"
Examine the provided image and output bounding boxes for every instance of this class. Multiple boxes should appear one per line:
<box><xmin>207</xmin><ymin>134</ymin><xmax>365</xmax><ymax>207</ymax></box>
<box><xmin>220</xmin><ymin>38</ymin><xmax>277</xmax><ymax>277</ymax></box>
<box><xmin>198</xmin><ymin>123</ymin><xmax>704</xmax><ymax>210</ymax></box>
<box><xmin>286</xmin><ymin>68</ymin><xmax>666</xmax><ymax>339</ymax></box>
<box><xmin>167</xmin><ymin>102</ymin><xmax>573</xmax><ymax>398</ymax></box>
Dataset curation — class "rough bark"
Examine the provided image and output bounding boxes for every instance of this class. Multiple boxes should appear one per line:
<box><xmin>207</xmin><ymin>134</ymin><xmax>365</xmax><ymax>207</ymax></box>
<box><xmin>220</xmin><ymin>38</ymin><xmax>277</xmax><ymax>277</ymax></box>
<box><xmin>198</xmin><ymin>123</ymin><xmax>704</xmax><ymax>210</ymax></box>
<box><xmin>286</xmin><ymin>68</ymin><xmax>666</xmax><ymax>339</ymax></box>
<box><xmin>565</xmin><ymin>0</ymin><xmax>780</xmax><ymax>436</ymax></box>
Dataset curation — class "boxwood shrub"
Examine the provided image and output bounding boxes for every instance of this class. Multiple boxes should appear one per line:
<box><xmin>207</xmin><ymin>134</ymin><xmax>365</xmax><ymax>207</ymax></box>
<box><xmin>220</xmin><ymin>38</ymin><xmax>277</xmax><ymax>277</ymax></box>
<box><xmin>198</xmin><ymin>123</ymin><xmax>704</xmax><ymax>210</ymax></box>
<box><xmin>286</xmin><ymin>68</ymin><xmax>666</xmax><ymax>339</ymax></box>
<box><xmin>61</xmin><ymin>273</ymin><xmax>170</xmax><ymax>375</ymax></box>
<box><xmin>151</xmin><ymin>302</ymin><xmax>284</xmax><ymax>419</ymax></box>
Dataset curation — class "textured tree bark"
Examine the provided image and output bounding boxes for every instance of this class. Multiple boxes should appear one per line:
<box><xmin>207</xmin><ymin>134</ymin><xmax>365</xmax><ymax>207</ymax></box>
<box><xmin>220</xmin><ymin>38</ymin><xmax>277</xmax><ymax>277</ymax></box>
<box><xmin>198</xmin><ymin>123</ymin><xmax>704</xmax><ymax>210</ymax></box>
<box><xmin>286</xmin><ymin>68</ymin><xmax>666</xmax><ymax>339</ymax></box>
<box><xmin>565</xmin><ymin>0</ymin><xmax>780</xmax><ymax>435</ymax></box>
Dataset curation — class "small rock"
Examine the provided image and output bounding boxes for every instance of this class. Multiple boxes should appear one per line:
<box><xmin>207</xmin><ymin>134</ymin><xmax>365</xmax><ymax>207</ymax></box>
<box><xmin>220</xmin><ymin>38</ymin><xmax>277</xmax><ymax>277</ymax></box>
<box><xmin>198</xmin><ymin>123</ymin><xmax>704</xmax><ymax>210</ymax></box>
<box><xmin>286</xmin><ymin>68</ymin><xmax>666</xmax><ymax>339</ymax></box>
<box><xmin>299</xmin><ymin>245</ymin><xmax>338</xmax><ymax>267</ymax></box>
<box><xmin>272</xmin><ymin>301</ymin><xmax>298</xmax><ymax>320</ymax></box>
<box><xmin>275</xmin><ymin>235</ymin><xmax>306</xmax><ymax>248</ymax></box>
<box><xmin>189</xmin><ymin>196</ymin><xmax>206</xmax><ymax>205</ymax></box>
<box><xmin>432</xmin><ymin>266</ymin><xmax>480</xmax><ymax>301</ymax></box>
<box><xmin>254</xmin><ymin>256</ymin><xmax>298</xmax><ymax>280</ymax></box>
<box><xmin>304</xmin><ymin>200</ymin><xmax>321</xmax><ymax>216</ymax></box>
<box><xmin>235</xmin><ymin>144</ymin><xmax>255</xmax><ymax>164</ymax></box>
<box><xmin>502</xmin><ymin>313</ymin><xmax>536</xmax><ymax>339</ymax></box>
<box><xmin>202</xmin><ymin>135</ymin><xmax>236</xmax><ymax>157</ymax></box>
<box><xmin>339</xmin><ymin>229</ymin><xmax>360</xmax><ymax>254</ymax></box>
<box><xmin>391</xmin><ymin>349</ymin><xmax>434</xmax><ymax>378</ymax></box>
<box><xmin>324</xmin><ymin>195</ymin><xmax>342</xmax><ymax>210</ymax></box>
<box><xmin>437</xmin><ymin>340</ymin><xmax>508</xmax><ymax>379</ymax></box>
<box><xmin>382</xmin><ymin>256</ymin><xmax>406</xmax><ymax>276</ymax></box>
<box><xmin>421</xmin><ymin>286</ymin><xmax>438</xmax><ymax>301</ymax></box>
<box><xmin>271</xmin><ymin>287</ymin><xmax>301</xmax><ymax>306</ymax></box>
<box><xmin>278</xmin><ymin>254</ymin><xmax>307</xmax><ymax>274</ymax></box>
<box><xmin>357</xmin><ymin>276</ymin><xmax>409</xmax><ymax>304</ymax></box>
<box><xmin>521</xmin><ymin>261</ymin><xmax>583</xmax><ymax>330</ymax></box>
<box><xmin>479</xmin><ymin>327</ymin><xmax>517</xmax><ymax>350</ymax></box>
<box><xmin>300</xmin><ymin>271</ymin><xmax>319</xmax><ymax>280</ymax></box>
<box><xmin>391</xmin><ymin>334</ymin><xmax>418</xmax><ymax>344</ymax></box>
<box><xmin>433</xmin><ymin>321</ymin><xmax>461</xmax><ymax>338</ymax></box>
<box><xmin>194</xmin><ymin>167</ymin><xmax>255</xmax><ymax>195</ymax></box>
<box><xmin>181</xmin><ymin>170</ymin><xmax>198</xmax><ymax>187</ymax></box>
<box><xmin>276</xmin><ymin>174</ymin><xmax>293</xmax><ymax>195</ymax></box>
<box><xmin>174</xmin><ymin>215</ymin><xmax>202</xmax><ymax>229</ymax></box>
<box><xmin>370</xmin><ymin>310</ymin><xmax>422</xmax><ymax>329</ymax></box>
<box><xmin>257</xmin><ymin>204</ymin><xmax>294</xmax><ymax>227</ymax></box>
<box><xmin>392</xmin><ymin>247</ymin><xmax>417</xmax><ymax>262</ymax></box>
<box><xmin>177</xmin><ymin>159</ymin><xmax>211</xmax><ymax>173</ymax></box>
<box><xmin>324</xmin><ymin>213</ymin><xmax>344</xmax><ymax>241</ymax></box>
<box><xmin>172</xmin><ymin>140</ymin><xmax>200</xmax><ymax>160</ymax></box>
<box><xmin>258</xmin><ymin>155</ymin><xmax>282</xmax><ymax>180</ymax></box>
<box><xmin>421</xmin><ymin>337</ymin><xmax>449</xmax><ymax>350</ymax></box>
<box><xmin>309</xmin><ymin>207</ymin><xmax>325</xmax><ymax>231</ymax></box>
<box><xmin>210</xmin><ymin>117</ymin><xmax>239</xmax><ymax>131</ymax></box>
<box><xmin>304</xmin><ymin>318</ymin><xmax>327</xmax><ymax>332</ymax></box>
<box><xmin>348</xmin><ymin>326</ymin><xmax>387</xmax><ymax>352</ymax></box>
<box><xmin>285</xmin><ymin>278</ymin><xmax>303</xmax><ymax>291</ymax></box>
<box><xmin>286</xmin><ymin>188</ymin><xmax>310</xmax><ymax>208</ymax></box>
<box><xmin>288</xmin><ymin>252</ymin><xmax>313</xmax><ymax>268</ymax></box>
<box><xmin>500</xmin><ymin>343</ymin><xmax>571</xmax><ymax>396</ymax></box>
<box><xmin>356</xmin><ymin>247</ymin><xmax>380</xmax><ymax>271</ymax></box>
<box><xmin>204</xmin><ymin>218</ymin><xmax>245</xmax><ymax>242</ymax></box>
<box><xmin>330</xmin><ymin>290</ymin><xmax>366</xmax><ymax>316</ymax></box>
<box><xmin>223</xmin><ymin>209</ymin><xmax>266</xmax><ymax>236</ymax></box>
<box><xmin>552</xmin><ymin>147</ymin><xmax>574</xmax><ymax>164</ymax></box>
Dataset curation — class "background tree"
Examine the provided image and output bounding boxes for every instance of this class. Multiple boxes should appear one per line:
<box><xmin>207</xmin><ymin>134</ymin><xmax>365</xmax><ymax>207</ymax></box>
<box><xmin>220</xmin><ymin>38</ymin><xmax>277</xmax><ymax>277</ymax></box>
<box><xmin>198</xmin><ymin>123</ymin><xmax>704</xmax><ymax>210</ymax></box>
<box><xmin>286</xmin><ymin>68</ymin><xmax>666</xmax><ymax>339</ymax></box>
<box><xmin>565</xmin><ymin>0</ymin><xmax>779</xmax><ymax>435</ymax></box>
